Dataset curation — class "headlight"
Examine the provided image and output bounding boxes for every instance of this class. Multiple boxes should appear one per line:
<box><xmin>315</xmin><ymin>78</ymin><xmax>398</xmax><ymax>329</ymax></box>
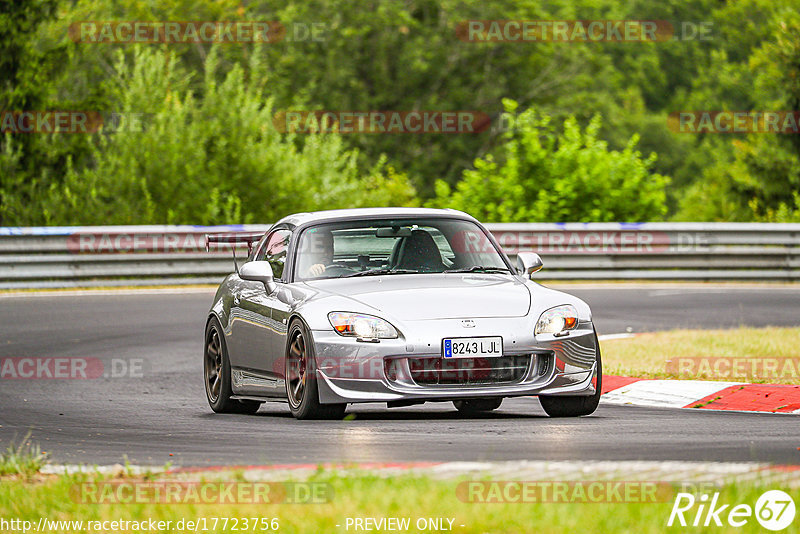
<box><xmin>535</xmin><ymin>305</ymin><xmax>579</xmax><ymax>335</ymax></box>
<box><xmin>328</xmin><ymin>312</ymin><xmax>399</xmax><ymax>339</ymax></box>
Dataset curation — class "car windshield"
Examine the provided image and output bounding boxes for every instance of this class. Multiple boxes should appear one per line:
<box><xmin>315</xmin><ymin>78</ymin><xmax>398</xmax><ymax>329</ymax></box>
<box><xmin>294</xmin><ymin>218</ymin><xmax>510</xmax><ymax>281</ymax></box>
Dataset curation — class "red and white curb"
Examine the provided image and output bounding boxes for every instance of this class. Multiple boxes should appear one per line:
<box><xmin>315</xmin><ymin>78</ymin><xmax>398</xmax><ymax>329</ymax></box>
<box><xmin>602</xmin><ymin>375</ymin><xmax>800</xmax><ymax>414</ymax></box>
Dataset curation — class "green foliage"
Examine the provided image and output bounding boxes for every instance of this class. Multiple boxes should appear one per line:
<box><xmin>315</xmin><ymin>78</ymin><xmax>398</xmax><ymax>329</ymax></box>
<box><xmin>431</xmin><ymin>101</ymin><xmax>668</xmax><ymax>222</ymax></box>
<box><xmin>0</xmin><ymin>433</ymin><xmax>48</xmax><ymax>479</ymax></box>
<box><xmin>0</xmin><ymin>468</ymin><xmax>791</xmax><ymax>534</ymax></box>
<box><xmin>2</xmin><ymin>0</ymin><xmax>799</xmax><ymax>224</ymax></box>
<box><xmin>0</xmin><ymin>0</ymin><xmax>78</xmax><ymax>222</ymax></box>
<box><xmin>3</xmin><ymin>47</ymin><xmax>416</xmax><ymax>225</ymax></box>
<box><xmin>750</xmin><ymin>194</ymin><xmax>800</xmax><ymax>223</ymax></box>
<box><xmin>675</xmin><ymin>7</ymin><xmax>800</xmax><ymax>221</ymax></box>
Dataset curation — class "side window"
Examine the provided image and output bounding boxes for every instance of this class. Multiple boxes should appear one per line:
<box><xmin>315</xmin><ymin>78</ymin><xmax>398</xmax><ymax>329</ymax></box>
<box><xmin>255</xmin><ymin>229</ymin><xmax>292</xmax><ymax>280</ymax></box>
<box><xmin>248</xmin><ymin>234</ymin><xmax>269</xmax><ymax>262</ymax></box>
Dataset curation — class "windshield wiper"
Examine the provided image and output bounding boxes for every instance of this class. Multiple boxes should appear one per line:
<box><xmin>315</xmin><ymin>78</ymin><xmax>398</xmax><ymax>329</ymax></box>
<box><xmin>443</xmin><ymin>266</ymin><xmax>512</xmax><ymax>274</ymax></box>
<box><xmin>345</xmin><ymin>268</ymin><xmax>419</xmax><ymax>277</ymax></box>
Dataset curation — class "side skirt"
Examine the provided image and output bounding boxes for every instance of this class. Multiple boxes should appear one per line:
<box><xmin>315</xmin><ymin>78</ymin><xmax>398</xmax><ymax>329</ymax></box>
<box><xmin>231</xmin><ymin>395</ymin><xmax>285</xmax><ymax>403</ymax></box>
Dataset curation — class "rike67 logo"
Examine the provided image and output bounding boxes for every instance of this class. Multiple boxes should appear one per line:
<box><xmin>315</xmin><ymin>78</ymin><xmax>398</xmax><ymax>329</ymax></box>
<box><xmin>668</xmin><ymin>490</ymin><xmax>795</xmax><ymax>530</ymax></box>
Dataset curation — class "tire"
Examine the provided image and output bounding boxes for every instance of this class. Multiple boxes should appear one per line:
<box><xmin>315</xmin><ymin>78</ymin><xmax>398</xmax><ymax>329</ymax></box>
<box><xmin>538</xmin><ymin>331</ymin><xmax>602</xmax><ymax>417</ymax></box>
<box><xmin>204</xmin><ymin>317</ymin><xmax>262</xmax><ymax>415</ymax></box>
<box><xmin>453</xmin><ymin>398</ymin><xmax>503</xmax><ymax>413</ymax></box>
<box><xmin>285</xmin><ymin>320</ymin><xmax>346</xmax><ymax>420</ymax></box>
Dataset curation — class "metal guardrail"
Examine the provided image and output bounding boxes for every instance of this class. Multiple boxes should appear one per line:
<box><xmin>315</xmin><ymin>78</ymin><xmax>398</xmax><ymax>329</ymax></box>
<box><xmin>0</xmin><ymin>223</ymin><xmax>798</xmax><ymax>288</ymax></box>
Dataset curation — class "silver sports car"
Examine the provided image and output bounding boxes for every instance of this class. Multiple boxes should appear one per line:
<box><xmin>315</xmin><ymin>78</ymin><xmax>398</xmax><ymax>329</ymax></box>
<box><xmin>204</xmin><ymin>208</ymin><xmax>601</xmax><ymax>419</ymax></box>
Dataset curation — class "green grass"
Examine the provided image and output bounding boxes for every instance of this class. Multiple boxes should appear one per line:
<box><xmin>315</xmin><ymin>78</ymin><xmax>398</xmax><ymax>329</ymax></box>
<box><xmin>0</xmin><ymin>470</ymin><xmax>795</xmax><ymax>533</ymax></box>
<box><xmin>601</xmin><ymin>326</ymin><xmax>800</xmax><ymax>383</ymax></box>
<box><xmin>0</xmin><ymin>434</ymin><xmax>49</xmax><ymax>479</ymax></box>
<box><xmin>0</xmin><ymin>437</ymin><xmax>796</xmax><ymax>533</ymax></box>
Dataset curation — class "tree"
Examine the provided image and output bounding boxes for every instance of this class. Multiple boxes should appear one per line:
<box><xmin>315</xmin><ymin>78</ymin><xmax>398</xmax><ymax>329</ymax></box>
<box><xmin>675</xmin><ymin>8</ymin><xmax>800</xmax><ymax>221</ymax></box>
<box><xmin>0</xmin><ymin>0</ymin><xmax>66</xmax><ymax>224</ymax></box>
<box><xmin>4</xmin><ymin>47</ymin><xmax>417</xmax><ymax>225</ymax></box>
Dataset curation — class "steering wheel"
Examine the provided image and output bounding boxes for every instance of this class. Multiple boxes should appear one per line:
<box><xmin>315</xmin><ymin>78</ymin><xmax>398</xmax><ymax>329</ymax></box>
<box><xmin>321</xmin><ymin>264</ymin><xmax>354</xmax><ymax>276</ymax></box>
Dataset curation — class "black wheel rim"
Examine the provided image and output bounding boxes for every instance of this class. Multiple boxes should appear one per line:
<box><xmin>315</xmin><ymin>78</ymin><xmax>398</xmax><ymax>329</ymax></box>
<box><xmin>205</xmin><ymin>327</ymin><xmax>223</xmax><ymax>402</ymax></box>
<box><xmin>286</xmin><ymin>331</ymin><xmax>307</xmax><ymax>409</ymax></box>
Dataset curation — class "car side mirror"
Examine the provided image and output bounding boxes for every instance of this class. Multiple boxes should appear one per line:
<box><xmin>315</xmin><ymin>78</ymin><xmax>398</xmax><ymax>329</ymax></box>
<box><xmin>239</xmin><ymin>261</ymin><xmax>277</xmax><ymax>293</ymax></box>
<box><xmin>516</xmin><ymin>252</ymin><xmax>543</xmax><ymax>278</ymax></box>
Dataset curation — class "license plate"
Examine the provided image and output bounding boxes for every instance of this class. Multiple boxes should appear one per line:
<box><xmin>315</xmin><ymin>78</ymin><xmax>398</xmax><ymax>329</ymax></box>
<box><xmin>442</xmin><ymin>336</ymin><xmax>503</xmax><ymax>358</ymax></box>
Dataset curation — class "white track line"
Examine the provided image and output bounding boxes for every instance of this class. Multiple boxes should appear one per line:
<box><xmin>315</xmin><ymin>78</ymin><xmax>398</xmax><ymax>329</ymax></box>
<box><xmin>41</xmin><ymin>461</ymin><xmax>800</xmax><ymax>488</ymax></box>
<box><xmin>0</xmin><ymin>287</ymin><xmax>216</xmax><ymax>298</ymax></box>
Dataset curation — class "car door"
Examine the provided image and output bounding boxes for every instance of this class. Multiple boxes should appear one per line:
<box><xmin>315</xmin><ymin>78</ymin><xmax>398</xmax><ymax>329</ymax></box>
<box><xmin>227</xmin><ymin>228</ymin><xmax>292</xmax><ymax>388</ymax></box>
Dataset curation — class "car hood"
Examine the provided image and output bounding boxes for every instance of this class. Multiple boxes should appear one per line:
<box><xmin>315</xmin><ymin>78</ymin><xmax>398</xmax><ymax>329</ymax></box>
<box><xmin>303</xmin><ymin>274</ymin><xmax>531</xmax><ymax>320</ymax></box>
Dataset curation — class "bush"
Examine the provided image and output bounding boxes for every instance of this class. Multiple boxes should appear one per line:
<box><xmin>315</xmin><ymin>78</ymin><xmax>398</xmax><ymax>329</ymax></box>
<box><xmin>431</xmin><ymin>100</ymin><xmax>669</xmax><ymax>222</ymax></box>
<box><xmin>4</xmin><ymin>47</ymin><xmax>417</xmax><ymax>225</ymax></box>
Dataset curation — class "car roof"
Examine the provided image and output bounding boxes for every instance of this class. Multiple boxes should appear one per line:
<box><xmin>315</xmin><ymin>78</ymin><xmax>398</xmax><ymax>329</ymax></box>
<box><xmin>274</xmin><ymin>207</ymin><xmax>478</xmax><ymax>228</ymax></box>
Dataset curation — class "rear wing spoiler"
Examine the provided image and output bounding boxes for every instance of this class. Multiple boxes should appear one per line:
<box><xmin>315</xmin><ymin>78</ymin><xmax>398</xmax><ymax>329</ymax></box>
<box><xmin>205</xmin><ymin>231</ymin><xmax>264</xmax><ymax>254</ymax></box>
<box><xmin>205</xmin><ymin>231</ymin><xmax>265</xmax><ymax>273</ymax></box>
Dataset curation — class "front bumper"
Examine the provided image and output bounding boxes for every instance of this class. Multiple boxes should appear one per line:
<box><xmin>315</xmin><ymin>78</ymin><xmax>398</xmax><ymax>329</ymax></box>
<box><xmin>311</xmin><ymin>319</ymin><xmax>599</xmax><ymax>404</ymax></box>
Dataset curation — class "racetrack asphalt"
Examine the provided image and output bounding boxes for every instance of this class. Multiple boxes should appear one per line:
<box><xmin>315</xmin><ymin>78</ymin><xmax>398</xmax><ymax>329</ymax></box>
<box><xmin>1</xmin><ymin>285</ymin><xmax>798</xmax><ymax>466</ymax></box>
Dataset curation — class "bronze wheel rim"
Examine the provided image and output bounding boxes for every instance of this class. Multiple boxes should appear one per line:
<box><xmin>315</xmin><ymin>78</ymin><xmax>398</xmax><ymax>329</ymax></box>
<box><xmin>205</xmin><ymin>327</ymin><xmax>223</xmax><ymax>402</ymax></box>
<box><xmin>286</xmin><ymin>331</ymin><xmax>307</xmax><ymax>409</ymax></box>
